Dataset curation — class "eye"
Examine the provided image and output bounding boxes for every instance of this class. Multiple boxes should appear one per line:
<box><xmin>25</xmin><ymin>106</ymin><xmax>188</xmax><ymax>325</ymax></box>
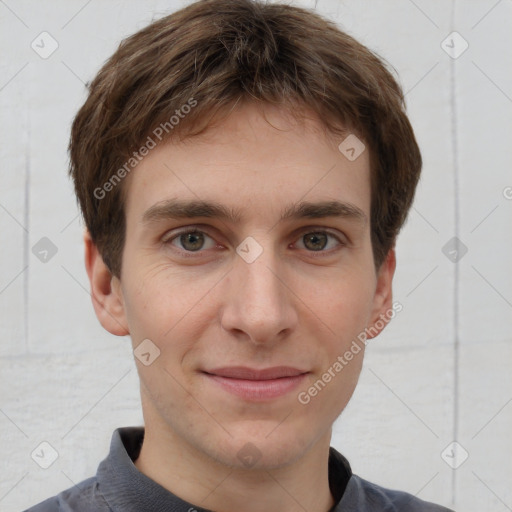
<box><xmin>165</xmin><ymin>229</ymin><xmax>217</xmax><ymax>252</ymax></box>
<box><xmin>295</xmin><ymin>231</ymin><xmax>343</xmax><ymax>252</ymax></box>
<box><xmin>163</xmin><ymin>227</ymin><xmax>344</xmax><ymax>256</ymax></box>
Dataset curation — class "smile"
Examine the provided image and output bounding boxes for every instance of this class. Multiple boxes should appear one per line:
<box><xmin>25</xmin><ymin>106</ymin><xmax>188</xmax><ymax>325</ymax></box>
<box><xmin>202</xmin><ymin>366</ymin><xmax>309</xmax><ymax>401</ymax></box>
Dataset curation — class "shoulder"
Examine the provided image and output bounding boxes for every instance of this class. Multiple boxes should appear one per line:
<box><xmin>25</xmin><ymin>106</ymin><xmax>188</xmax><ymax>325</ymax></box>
<box><xmin>339</xmin><ymin>474</ymin><xmax>455</xmax><ymax>511</ymax></box>
<box><xmin>23</xmin><ymin>477</ymin><xmax>110</xmax><ymax>512</ymax></box>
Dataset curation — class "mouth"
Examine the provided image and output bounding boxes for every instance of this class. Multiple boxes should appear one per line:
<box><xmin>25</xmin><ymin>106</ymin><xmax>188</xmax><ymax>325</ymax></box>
<box><xmin>202</xmin><ymin>366</ymin><xmax>309</xmax><ymax>401</ymax></box>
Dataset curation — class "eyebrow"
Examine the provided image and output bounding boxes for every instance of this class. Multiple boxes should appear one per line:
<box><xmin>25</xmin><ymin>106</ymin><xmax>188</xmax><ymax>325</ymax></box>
<box><xmin>141</xmin><ymin>198</ymin><xmax>367</xmax><ymax>226</ymax></box>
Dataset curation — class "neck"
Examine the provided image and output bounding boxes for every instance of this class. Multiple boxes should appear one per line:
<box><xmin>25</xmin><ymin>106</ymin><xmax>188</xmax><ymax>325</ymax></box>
<box><xmin>135</xmin><ymin>420</ymin><xmax>335</xmax><ymax>512</ymax></box>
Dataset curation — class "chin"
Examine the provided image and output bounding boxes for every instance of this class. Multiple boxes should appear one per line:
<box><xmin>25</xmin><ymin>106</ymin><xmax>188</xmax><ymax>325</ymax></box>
<box><xmin>207</xmin><ymin>423</ymin><xmax>317</xmax><ymax>470</ymax></box>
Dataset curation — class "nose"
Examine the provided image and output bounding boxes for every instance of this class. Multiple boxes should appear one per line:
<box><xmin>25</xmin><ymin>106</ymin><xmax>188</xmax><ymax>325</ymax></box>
<box><xmin>220</xmin><ymin>243</ymin><xmax>298</xmax><ymax>346</ymax></box>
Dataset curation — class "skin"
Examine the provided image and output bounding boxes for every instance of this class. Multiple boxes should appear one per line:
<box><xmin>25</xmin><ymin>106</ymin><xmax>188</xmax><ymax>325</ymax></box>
<box><xmin>84</xmin><ymin>102</ymin><xmax>396</xmax><ymax>512</ymax></box>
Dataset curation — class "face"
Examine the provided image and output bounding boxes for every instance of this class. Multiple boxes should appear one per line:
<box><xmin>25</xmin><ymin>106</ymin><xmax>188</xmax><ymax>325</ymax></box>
<box><xmin>104</xmin><ymin>102</ymin><xmax>394</xmax><ymax>469</ymax></box>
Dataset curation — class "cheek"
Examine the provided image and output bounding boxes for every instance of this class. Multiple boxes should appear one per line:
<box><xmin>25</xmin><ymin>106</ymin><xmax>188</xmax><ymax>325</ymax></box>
<box><xmin>300</xmin><ymin>271</ymin><xmax>374</xmax><ymax>409</ymax></box>
<box><xmin>124</xmin><ymin>263</ymin><xmax>191</xmax><ymax>324</ymax></box>
<box><xmin>296</xmin><ymin>343</ymin><xmax>365</xmax><ymax>432</ymax></box>
<box><xmin>303</xmin><ymin>268</ymin><xmax>376</xmax><ymax>335</ymax></box>
<box><xmin>122</xmin><ymin>263</ymin><xmax>224</xmax><ymax>360</ymax></box>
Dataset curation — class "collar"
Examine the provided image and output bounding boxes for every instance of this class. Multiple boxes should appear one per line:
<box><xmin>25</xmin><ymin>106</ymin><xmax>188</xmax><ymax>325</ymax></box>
<box><xmin>97</xmin><ymin>427</ymin><xmax>352</xmax><ymax>511</ymax></box>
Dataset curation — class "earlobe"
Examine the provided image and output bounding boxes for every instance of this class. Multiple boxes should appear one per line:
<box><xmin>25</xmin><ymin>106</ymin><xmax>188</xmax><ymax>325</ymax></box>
<box><xmin>366</xmin><ymin>249</ymin><xmax>396</xmax><ymax>340</ymax></box>
<box><xmin>83</xmin><ymin>229</ymin><xmax>129</xmax><ymax>336</ymax></box>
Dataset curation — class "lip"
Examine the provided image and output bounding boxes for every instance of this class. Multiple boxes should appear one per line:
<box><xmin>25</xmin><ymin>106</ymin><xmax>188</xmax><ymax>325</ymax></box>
<box><xmin>202</xmin><ymin>366</ymin><xmax>309</xmax><ymax>401</ymax></box>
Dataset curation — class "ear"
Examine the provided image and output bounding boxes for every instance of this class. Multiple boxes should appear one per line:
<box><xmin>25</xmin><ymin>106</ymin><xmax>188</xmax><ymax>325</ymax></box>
<box><xmin>83</xmin><ymin>229</ymin><xmax>129</xmax><ymax>336</ymax></box>
<box><xmin>366</xmin><ymin>249</ymin><xmax>396</xmax><ymax>340</ymax></box>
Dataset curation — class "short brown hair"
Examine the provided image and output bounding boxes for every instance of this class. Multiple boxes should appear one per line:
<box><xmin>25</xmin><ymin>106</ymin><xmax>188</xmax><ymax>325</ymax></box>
<box><xmin>69</xmin><ymin>0</ymin><xmax>422</xmax><ymax>278</ymax></box>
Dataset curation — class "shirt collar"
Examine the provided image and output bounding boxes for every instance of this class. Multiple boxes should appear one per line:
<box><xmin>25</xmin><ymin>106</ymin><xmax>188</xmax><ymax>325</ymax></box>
<box><xmin>97</xmin><ymin>427</ymin><xmax>352</xmax><ymax>512</ymax></box>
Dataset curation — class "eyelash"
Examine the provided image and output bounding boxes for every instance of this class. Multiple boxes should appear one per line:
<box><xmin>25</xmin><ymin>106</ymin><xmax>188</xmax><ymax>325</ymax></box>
<box><xmin>162</xmin><ymin>226</ymin><xmax>346</xmax><ymax>257</ymax></box>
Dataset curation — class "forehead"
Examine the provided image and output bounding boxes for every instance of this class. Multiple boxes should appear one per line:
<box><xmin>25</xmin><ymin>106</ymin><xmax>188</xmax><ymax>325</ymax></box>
<box><xmin>123</xmin><ymin>103</ymin><xmax>371</xmax><ymax>223</ymax></box>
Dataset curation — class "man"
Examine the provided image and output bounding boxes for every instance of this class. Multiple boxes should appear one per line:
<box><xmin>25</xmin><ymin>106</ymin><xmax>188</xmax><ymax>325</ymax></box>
<box><xmin>26</xmin><ymin>0</ymin><xmax>453</xmax><ymax>510</ymax></box>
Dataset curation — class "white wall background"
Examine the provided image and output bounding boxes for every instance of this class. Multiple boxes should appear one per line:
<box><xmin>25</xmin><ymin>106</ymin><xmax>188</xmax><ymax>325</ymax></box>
<box><xmin>1</xmin><ymin>1</ymin><xmax>511</xmax><ymax>511</ymax></box>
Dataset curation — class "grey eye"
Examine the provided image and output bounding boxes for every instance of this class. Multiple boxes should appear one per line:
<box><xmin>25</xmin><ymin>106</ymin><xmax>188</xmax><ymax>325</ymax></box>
<box><xmin>302</xmin><ymin>232</ymin><xmax>328</xmax><ymax>251</ymax></box>
<box><xmin>179</xmin><ymin>232</ymin><xmax>205</xmax><ymax>251</ymax></box>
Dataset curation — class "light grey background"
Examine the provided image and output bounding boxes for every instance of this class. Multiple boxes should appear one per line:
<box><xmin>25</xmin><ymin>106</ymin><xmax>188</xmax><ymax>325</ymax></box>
<box><xmin>1</xmin><ymin>1</ymin><xmax>511</xmax><ymax>511</ymax></box>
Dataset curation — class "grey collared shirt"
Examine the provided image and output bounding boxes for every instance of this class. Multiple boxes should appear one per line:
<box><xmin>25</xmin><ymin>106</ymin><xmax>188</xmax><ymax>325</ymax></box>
<box><xmin>24</xmin><ymin>427</ymin><xmax>454</xmax><ymax>512</ymax></box>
